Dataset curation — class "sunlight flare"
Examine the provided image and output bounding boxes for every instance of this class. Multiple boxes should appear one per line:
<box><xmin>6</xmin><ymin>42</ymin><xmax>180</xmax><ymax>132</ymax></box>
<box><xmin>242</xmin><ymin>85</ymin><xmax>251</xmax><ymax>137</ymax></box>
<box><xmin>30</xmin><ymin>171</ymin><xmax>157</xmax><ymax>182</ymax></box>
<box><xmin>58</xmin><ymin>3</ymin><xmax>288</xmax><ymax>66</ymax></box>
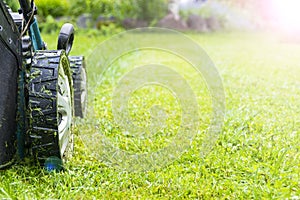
<box><xmin>272</xmin><ymin>0</ymin><xmax>300</xmax><ymax>31</ymax></box>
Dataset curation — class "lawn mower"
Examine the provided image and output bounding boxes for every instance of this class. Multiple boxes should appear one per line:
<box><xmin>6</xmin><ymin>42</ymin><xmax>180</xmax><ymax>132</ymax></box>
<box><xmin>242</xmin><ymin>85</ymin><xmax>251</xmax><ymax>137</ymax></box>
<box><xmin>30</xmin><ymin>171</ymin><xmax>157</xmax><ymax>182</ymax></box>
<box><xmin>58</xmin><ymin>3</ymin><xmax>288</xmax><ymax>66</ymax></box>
<box><xmin>0</xmin><ymin>0</ymin><xmax>87</xmax><ymax>170</ymax></box>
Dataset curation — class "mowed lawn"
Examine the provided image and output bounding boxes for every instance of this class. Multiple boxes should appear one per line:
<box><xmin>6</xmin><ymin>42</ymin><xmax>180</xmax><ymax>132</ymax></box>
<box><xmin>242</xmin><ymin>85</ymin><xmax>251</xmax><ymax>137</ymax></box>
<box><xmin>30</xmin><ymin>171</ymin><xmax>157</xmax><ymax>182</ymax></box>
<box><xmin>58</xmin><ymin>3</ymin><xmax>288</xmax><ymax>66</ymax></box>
<box><xmin>1</xmin><ymin>31</ymin><xmax>300</xmax><ymax>199</ymax></box>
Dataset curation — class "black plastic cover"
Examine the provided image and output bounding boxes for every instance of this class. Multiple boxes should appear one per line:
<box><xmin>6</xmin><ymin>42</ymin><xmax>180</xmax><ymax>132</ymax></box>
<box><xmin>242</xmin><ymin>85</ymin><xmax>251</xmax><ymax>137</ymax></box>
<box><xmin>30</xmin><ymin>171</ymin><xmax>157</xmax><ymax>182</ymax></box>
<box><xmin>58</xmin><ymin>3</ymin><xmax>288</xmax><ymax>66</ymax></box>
<box><xmin>0</xmin><ymin>1</ymin><xmax>21</xmax><ymax>167</ymax></box>
<box><xmin>0</xmin><ymin>41</ymin><xmax>18</xmax><ymax>167</ymax></box>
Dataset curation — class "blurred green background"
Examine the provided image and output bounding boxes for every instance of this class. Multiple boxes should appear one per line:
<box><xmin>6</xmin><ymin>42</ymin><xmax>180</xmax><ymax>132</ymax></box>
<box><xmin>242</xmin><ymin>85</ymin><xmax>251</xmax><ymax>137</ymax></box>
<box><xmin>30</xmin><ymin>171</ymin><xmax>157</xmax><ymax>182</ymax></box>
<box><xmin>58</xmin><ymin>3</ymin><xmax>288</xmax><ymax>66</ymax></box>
<box><xmin>5</xmin><ymin>0</ymin><xmax>270</xmax><ymax>34</ymax></box>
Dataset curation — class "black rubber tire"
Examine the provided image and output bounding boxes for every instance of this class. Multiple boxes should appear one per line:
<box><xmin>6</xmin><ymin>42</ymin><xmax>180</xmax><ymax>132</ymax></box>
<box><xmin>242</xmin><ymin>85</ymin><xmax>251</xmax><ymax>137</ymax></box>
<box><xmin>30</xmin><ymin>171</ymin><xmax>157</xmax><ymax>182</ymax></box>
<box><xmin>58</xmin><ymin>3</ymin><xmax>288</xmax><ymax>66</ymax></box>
<box><xmin>28</xmin><ymin>50</ymin><xmax>74</xmax><ymax>168</ymax></box>
<box><xmin>57</xmin><ymin>23</ymin><xmax>74</xmax><ymax>55</ymax></box>
<box><xmin>69</xmin><ymin>56</ymin><xmax>87</xmax><ymax>118</ymax></box>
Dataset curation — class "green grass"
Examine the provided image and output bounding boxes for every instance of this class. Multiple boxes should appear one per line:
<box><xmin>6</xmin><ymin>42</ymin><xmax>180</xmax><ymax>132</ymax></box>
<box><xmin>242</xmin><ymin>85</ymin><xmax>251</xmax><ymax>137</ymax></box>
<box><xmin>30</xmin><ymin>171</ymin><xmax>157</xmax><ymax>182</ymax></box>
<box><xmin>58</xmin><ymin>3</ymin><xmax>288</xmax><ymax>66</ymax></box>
<box><xmin>1</xmin><ymin>31</ymin><xmax>300</xmax><ymax>199</ymax></box>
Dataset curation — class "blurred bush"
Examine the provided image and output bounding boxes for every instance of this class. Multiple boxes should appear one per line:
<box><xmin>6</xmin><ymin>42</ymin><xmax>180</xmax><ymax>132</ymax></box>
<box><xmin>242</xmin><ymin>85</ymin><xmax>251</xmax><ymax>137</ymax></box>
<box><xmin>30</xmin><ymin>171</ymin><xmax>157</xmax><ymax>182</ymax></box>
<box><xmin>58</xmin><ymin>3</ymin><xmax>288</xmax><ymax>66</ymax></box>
<box><xmin>34</xmin><ymin>0</ymin><xmax>167</xmax><ymax>23</ymax></box>
<box><xmin>39</xmin><ymin>15</ymin><xmax>59</xmax><ymax>34</ymax></box>
<box><xmin>69</xmin><ymin>0</ymin><xmax>89</xmax><ymax>17</ymax></box>
<box><xmin>180</xmin><ymin>0</ymin><xmax>255</xmax><ymax>31</ymax></box>
<box><xmin>90</xmin><ymin>0</ymin><xmax>114</xmax><ymax>19</ymax></box>
<box><xmin>114</xmin><ymin>0</ymin><xmax>139</xmax><ymax>20</ymax></box>
<box><xmin>5</xmin><ymin>0</ymin><xmax>19</xmax><ymax>11</ymax></box>
<box><xmin>10</xmin><ymin>0</ymin><xmax>167</xmax><ymax>32</ymax></box>
<box><xmin>35</xmin><ymin>0</ymin><xmax>70</xmax><ymax>18</ymax></box>
<box><xmin>127</xmin><ymin>0</ymin><xmax>167</xmax><ymax>22</ymax></box>
<box><xmin>99</xmin><ymin>23</ymin><xmax>123</xmax><ymax>35</ymax></box>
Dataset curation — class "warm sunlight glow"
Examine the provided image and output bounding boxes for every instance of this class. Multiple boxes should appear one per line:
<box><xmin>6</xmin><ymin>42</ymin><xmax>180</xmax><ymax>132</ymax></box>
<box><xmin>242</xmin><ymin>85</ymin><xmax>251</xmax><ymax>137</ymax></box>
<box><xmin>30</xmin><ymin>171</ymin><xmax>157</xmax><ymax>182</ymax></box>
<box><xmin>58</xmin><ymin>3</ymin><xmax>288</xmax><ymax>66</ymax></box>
<box><xmin>272</xmin><ymin>0</ymin><xmax>300</xmax><ymax>31</ymax></box>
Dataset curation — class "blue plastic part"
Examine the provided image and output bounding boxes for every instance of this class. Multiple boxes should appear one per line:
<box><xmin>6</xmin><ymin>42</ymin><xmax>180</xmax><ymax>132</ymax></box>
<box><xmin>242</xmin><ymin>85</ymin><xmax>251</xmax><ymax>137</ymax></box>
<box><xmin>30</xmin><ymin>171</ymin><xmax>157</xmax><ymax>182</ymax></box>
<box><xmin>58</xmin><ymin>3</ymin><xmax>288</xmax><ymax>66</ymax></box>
<box><xmin>44</xmin><ymin>157</ymin><xmax>63</xmax><ymax>172</ymax></box>
<box><xmin>29</xmin><ymin>18</ymin><xmax>44</xmax><ymax>51</ymax></box>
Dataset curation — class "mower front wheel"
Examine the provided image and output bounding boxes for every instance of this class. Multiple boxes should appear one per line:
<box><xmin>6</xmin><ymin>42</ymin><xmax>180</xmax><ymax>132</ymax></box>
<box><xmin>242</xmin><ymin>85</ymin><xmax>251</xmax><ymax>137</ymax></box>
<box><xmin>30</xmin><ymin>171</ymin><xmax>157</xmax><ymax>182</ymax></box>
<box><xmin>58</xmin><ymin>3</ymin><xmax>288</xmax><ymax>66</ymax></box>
<box><xmin>28</xmin><ymin>50</ymin><xmax>74</xmax><ymax>170</ymax></box>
